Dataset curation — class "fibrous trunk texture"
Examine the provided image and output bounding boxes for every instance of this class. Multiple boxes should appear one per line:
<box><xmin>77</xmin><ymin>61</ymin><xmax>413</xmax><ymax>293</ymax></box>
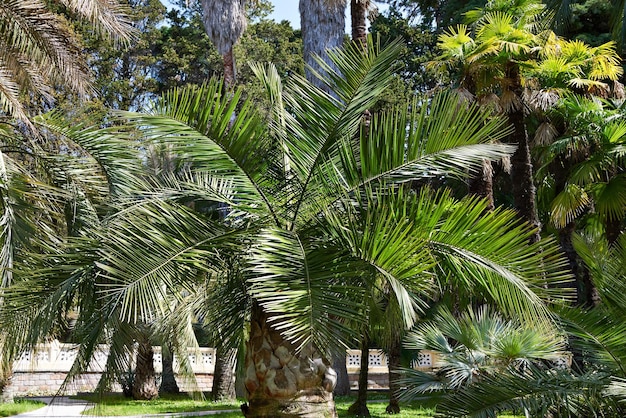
<box><xmin>506</xmin><ymin>63</ymin><xmax>541</xmax><ymax>243</ymax></box>
<box><xmin>0</xmin><ymin>372</ymin><xmax>14</xmax><ymax>403</ymax></box>
<box><xmin>159</xmin><ymin>346</ymin><xmax>179</xmax><ymax>394</ymax></box>
<box><xmin>201</xmin><ymin>0</ymin><xmax>247</xmax><ymax>55</ymax></box>
<box><xmin>212</xmin><ymin>347</ymin><xmax>237</xmax><ymax>401</ymax></box>
<box><xmin>350</xmin><ymin>0</ymin><xmax>367</xmax><ymax>47</ymax></box>
<box><xmin>348</xmin><ymin>334</ymin><xmax>370</xmax><ymax>417</ymax></box>
<box><xmin>241</xmin><ymin>304</ymin><xmax>338</xmax><ymax>417</ymax></box>
<box><xmin>132</xmin><ymin>338</ymin><xmax>158</xmax><ymax>400</ymax></box>
<box><xmin>468</xmin><ymin>160</ymin><xmax>495</xmax><ymax>211</ymax></box>
<box><xmin>300</xmin><ymin>0</ymin><xmax>346</xmax><ymax>91</ymax></box>
<box><xmin>386</xmin><ymin>336</ymin><xmax>401</xmax><ymax>414</ymax></box>
<box><xmin>559</xmin><ymin>222</ymin><xmax>599</xmax><ymax>307</ymax></box>
<box><xmin>223</xmin><ymin>48</ymin><xmax>236</xmax><ymax>88</ymax></box>
<box><xmin>606</xmin><ymin>216</ymin><xmax>623</xmax><ymax>245</ymax></box>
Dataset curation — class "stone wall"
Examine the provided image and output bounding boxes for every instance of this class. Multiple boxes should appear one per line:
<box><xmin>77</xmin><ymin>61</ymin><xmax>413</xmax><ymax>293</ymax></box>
<box><xmin>6</xmin><ymin>342</ymin><xmax>439</xmax><ymax>396</ymax></box>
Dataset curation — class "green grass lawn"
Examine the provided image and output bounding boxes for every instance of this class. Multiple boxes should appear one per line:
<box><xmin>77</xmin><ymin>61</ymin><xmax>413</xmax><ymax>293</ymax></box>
<box><xmin>78</xmin><ymin>393</ymin><xmax>239</xmax><ymax>416</ymax></box>
<box><xmin>77</xmin><ymin>392</ymin><xmax>523</xmax><ymax>417</ymax></box>
<box><xmin>0</xmin><ymin>399</ymin><xmax>45</xmax><ymax>417</ymax></box>
<box><xmin>335</xmin><ymin>397</ymin><xmax>434</xmax><ymax>417</ymax></box>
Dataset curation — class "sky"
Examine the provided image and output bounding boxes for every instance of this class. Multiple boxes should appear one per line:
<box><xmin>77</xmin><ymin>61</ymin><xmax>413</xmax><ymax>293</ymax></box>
<box><xmin>267</xmin><ymin>1</ymin><xmax>388</xmax><ymax>31</ymax></box>
<box><xmin>267</xmin><ymin>0</ymin><xmax>303</xmax><ymax>28</ymax></box>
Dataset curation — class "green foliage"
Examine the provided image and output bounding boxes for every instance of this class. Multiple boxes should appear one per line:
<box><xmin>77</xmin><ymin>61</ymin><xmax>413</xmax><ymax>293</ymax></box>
<box><xmin>370</xmin><ymin>11</ymin><xmax>439</xmax><ymax>96</ymax></box>
<box><xmin>536</xmin><ymin>95</ymin><xmax>626</xmax><ymax>236</ymax></box>
<box><xmin>1</xmin><ymin>38</ymin><xmax>573</xmax><ymax>405</ymax></box>
<box><xmin>566</xmin><ymin>0</ymin><xmax>612</xmax><ymax>46</ymax></box>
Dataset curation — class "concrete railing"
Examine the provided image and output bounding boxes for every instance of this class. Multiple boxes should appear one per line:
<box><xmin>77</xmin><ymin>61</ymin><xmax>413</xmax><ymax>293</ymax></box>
<box><xmin>14</xmin><ymin>341</ymin><xmax>439</xmax><ymax>375</ymax></box>
<box><xmin>8</xmin><ymin>341</ymin><xmax>572</xmax><ymax>396</ymax></box>
<box><xmin>13</xmin><ymin>340</ymin><xmax>216</xmax><ymax>374</ymax></box>
<box><xmin>14</xmin><ymin>341</ymin><xmax>571</xmax><ymax>375</ymax></box>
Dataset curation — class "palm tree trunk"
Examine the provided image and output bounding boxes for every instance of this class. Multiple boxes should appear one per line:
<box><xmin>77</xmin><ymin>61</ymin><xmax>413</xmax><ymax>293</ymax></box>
<box><xmin>132</xmin><ymin>336</ymin><xmax>158</xmax><ymax>400</ymax></box>
<box><xmin>350</xmin><ymin>0</ymin><xmax>367</xmax><ymax>47</ymax></box>
<box><xmin>385</xmin><ymin>335</ymin><xmax>401</xmax><ymax>414</ymax></box>
<box><xmin>241</xmin><ymin>303</ymin><xmax>337</xmax><ymax>417</ymax></box>
<box><xmin>223</xmin><ymin>48</ymin><xmax>236</xmax><ymax>89</ymax></box>
<box><xmin>159</xmin><ymin>344</ymin><xmax>179</xmax><ymax>394</ymax></box>
<box><xmin>558</xmin><ymin>222</ymin><xmax>599</xmax><ymax>307</ymax></box>
<box><xmin>212</xmin><ymin>347</ymin><xmax>237</xmax><ymax>401</ymax></box>
<box><xmin>300</xmin><ymin>0</ymin><xmax>346</xmax><ymax>91</ymax></box>
<box><xmin>506</xmin><ymin>63</ymin><xmax>540</xmax><ymax>243</ymax></box>
<box><xmin>606</xmin><ymin>216</ymin><xmax>622</xmax><ymax>245</ymax></box>
<box><xmin>468</xmin><ymin>160</ymin><xmax>495</xmax><ymax>211</ymax></box>
<box><xmin>0</xmin><ymin>371</ymin><xmax>14</xmax><ymax>403</ymax></box>
<box><xmin>332</xmin><ymin>352</ymin><xmax>350</xmax><ymax>396</ymax></box>
<box><xmin>347</xmin><ymin>333</ymin><xmax>370</xmax><ymax>417</ymax></box>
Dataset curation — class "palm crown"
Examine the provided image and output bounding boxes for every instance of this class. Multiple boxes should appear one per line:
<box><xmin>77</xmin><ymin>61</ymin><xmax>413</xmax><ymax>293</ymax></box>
<box><xmin>3</xmin><ymin>39</ymin><xmax>573</xmax><ymax>412</ymax></box>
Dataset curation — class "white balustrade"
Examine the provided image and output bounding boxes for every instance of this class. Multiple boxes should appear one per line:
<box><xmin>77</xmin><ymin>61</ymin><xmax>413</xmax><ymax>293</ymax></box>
<box><xmin>13</xmin><ymin>340</ymin><xmax>216</xmax><ymax>374</ymax></box>
<box><xmin>13</xmin><ymin>341</ymin><xmax>446</xmax><ymax>376</ymax></box>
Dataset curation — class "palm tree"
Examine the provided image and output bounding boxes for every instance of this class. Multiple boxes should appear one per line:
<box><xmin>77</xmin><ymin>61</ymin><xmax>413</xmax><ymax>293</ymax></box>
<box><xmin>6</xmin><ymin>39</ymin><xmax>573</xmax><ymax>417</ymax></box>
<box><xmin>0</xmin><ymin>0</ymin><xmax>132</xmax><ymax>121</ymax></box>
<box><xmin>404</xmin><ymin>233</ymin><xmax>626</xmax><ymax>417</ymax></box>
<box><xmin>201</xmin><ymin>0</ymin><xmax>247</xmax><ymax>87</ymax></box>
<box><xmin>432</xmin><ymin>0</ymin><xmax>622</xmax><ymax>243</ymax></box>
<box><xmin>432</xmin><ymin>2</ymin><xmax>547</xmax><ymax>240</ymax></box>
<box><xmin>300</xmin><ymin>0</ymin><xmax>347</xmax><ymax>91</ymax></box>
<box><xmin>351</xmin><ymin>0</ymin><xmax>369</xmax><ymax>46</ymax></box>
<box><xmin>399</xmin><ymin>305</ymin><xmax>566</xmax><ymax>392</ymax></box>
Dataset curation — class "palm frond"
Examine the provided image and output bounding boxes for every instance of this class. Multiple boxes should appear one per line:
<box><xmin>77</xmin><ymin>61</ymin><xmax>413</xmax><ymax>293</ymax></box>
<box><xmin>246</xmin><ymin>227</ymin><xmax>368</xmax><ymax>352</ymax></box>
<box><xmin>428</xmin><ymin>196</ymin><xmax>573</xmax><ymax>322</ymax></box>
<box><xmin>435</xmin><ymin>366</ymin><xmax>617</xmax><ymax>417</ymax></box>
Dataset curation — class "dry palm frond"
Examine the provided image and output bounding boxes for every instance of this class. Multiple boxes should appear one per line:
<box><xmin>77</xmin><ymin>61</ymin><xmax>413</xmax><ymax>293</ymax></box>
<box><xmin>477</xmin><ymin>92</ymin><xmax>502</xmax><ymax>112</ymax></box>
<box><xmin>58</xmin><ymin>0</ymin><xmax>134</xmax><ymax>42</ymax></box>
<box><xmin>528</xmin><ymin>89</ymin><xmax>561</xmax><ymax>111</ymax></box>
<box><xmin>533</xmin><ymin>121</ymin><xmax>559</xmax><ymax>147</ymax></box>
<box><xmin>201</xmin><ymin>0</ymin><xmax>248</xmax><ymax>55</ymax></box>
<box><xmin>500</xmin><ymin>89</ymin><xmax>522</xmax><ymax>113</ymax></box>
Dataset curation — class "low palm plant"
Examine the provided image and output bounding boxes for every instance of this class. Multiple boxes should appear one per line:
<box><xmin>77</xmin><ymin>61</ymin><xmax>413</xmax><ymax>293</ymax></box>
<box><xmin>398</xmin><ymin>305</ymin><xmax>566</xmax><ymax>394</ymax></box>
<box><xmin>2</xmin><ymin>39</ymin><xmax>574</xmax><ymax>416</ymax></box>
<box><xmin>396</xmin><ymin>234</ymin><xmax>626</xmax><ymax>417</ymax></box>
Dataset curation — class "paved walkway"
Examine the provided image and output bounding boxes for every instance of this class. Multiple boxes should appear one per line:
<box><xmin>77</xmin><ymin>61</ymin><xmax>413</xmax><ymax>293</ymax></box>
<box><xmin>11</xmin><ymin>397</ymin><xmax>238</xmax><ymax>418</ymax></box>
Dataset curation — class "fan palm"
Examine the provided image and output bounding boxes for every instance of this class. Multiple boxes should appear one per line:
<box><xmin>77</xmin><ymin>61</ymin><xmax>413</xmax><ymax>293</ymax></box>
<box><xmin>0</xmin><ymin>0</ymin><xmax>132</xmax><ymax>121</ymax></box>
<box><xmin>431</xmin><ymin>3</ymin><xmax>548</xmax><ymax>240</ymax></box>
<box><xmin>432</xmin><ymin>1</ymin><xmax>622</xmax><ymax>246</ymax></box>
<box><xmin>4</xmin><ymin>39</ymin><xmax>574</xmax><ymax>417</ymax></box>
<box><xmin>414</xmin><ymin>233</ymin><xmax>626</xmax><ymax>418</ymax></box>
<box><xmin>539</xmin><ymin>95</ymin><xmax>626</xmax><ymax>242</ymax></box>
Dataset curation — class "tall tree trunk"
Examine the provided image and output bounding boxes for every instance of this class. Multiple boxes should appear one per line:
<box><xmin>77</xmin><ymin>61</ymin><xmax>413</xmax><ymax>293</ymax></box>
<box><xmin>348</xmin><ymin>334</ymin><xmax>370</xmax><ymax>417</ymax></box>
<box><xmin>350</xmin><ymin>0</ymin><xmax>367</xmax><ymax>47</ymax></box>
<box><xmin>300</xmin><ymin>0</ymin><xmax>346</xmax><ymax>91</ymax></box>
<box><xmin>385</xmin><ymin>336</ymin><xmax>401</xmax><ymax>414</ymax></box>
<box><xmin>241</xmin><ymin>303</ymin><xmax>337</xmax><ymax>417</ymax></box>
<box><xmin>506</xmin><ymin>63</ymin><xmax>541</xmax><ymax>243</ymax></box>
<box><xmin>606</xmin><ymin>216</ymin><xmax>623</xmax><ymax>245</ymax></box>
<box><xmin>468</xmin><ymin>160</ymin><xmax>495</xmax><ymax>211</ymax></box>
<box><xmin>223</xmin><ymin>48</ymin><xmax>236</xmax><ymax>89</ymax></box>
<box><xmin>159</xmin><ymin>345</ymin><xmax>179</xmax><ymax>395</ymax></box>
<box><xmin>332</xmin><ymin>352</ymin><xmax>350</xmax><ymax>396</ymax></box>
<box><xmin>132</xmin><ymin>336</ymin><xmax>159</xmax><ymax>400</ymax></box>
<box><xmin>212</xmin><ymin>347</ymin><xmax>237</xmax><ymax>401</ymax></box>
